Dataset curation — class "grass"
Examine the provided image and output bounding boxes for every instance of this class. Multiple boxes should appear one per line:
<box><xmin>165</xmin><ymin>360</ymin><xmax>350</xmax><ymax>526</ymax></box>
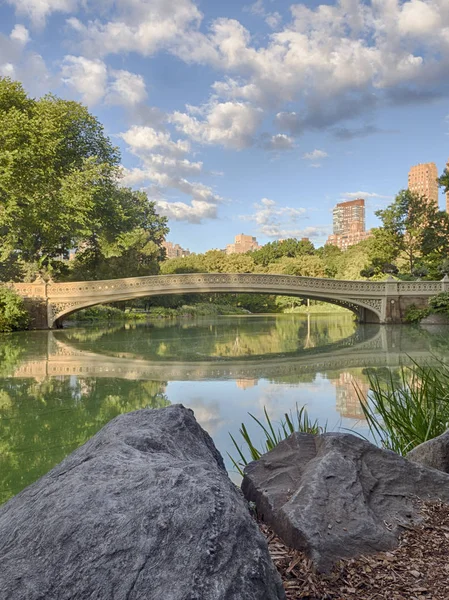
<box><xmin>358</xmin><ymin>361</ymin><xmax>449</xmax><ymax>455</ymax></box>
<box><xmin>229</xmin><ymin>404</ymin><xmax>326</xmax><ymax>476</ymax></box>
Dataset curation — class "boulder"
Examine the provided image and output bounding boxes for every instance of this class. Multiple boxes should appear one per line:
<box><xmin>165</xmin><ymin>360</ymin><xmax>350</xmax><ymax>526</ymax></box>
<box><xmin>242</xmin><ymin>432</ymin><xmax>449</xmax><ymax>572</ymax></box>
<box><xmin>0</xmin><ymin>405</ymin><xmax>285</xmax><ymax>600</ymax></box>
<box><xmin>407</xmin><ymin>429</ymin><xmax>449</xmax><ymax>473</ymax></box>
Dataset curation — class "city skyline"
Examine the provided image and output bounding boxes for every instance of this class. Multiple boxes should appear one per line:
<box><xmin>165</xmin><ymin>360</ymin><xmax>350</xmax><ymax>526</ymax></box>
<box><xmin>1</xmin><ymin>0</ymin><xmax>449</xmax><ymax>253</ymax></box>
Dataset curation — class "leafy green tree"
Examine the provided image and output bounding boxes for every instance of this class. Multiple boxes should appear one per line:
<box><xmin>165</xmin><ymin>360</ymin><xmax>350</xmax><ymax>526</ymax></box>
<box><xmin>0</xmin><ymin>286</ymin><xmax>30</xmax><ymax>331</ymax></box>
<box><xmin>375</xmin><ymin>190</ymin><xmax>449</xmax><ymax>274</ymax></box>
<box><xmin>0</xmin><ymin>77</ymin><xmax>168</xmax><ymax>281</ymax></box>
<box><xmin>251</xmin><ymin>239</ymin><xmax>315</xmax><ymax>267</ymax></box>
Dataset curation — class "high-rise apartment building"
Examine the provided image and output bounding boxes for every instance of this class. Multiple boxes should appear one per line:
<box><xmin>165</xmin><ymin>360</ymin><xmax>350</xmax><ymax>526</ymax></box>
<box><xmin>446</xmin><ymin>159</ymin><xmax>449</xmax><ymax>213</ymax></box>
<box><xmin>408</xmin><ymin>162</ymin><xmax>439</xmax><ymax>207</ymax></box>
<box><xmin>226</xmin><ymin>234</ymin><xmax>260</xmax><ymax>255</ymax></box>
<box><xmin>326</xmin><ymin>198</ymin><xmax>371</xmax><ymax>250</ymax></box>
<box><xmin>162</xmin><ymin>241</ymin><xmax>191</xmax><ymax>259</ymax></box>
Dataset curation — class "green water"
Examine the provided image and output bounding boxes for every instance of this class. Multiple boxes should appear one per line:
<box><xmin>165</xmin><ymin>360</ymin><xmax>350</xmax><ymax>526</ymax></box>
<box><xmin>1</xmin><ymin>313</ymin><xmax>449</xmax><ymax>504</ymax></box>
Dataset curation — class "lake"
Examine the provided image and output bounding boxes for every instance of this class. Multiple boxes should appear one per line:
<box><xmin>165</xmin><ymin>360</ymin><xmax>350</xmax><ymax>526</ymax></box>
<box><xmin>1</xmin><ymin>313</ymin><xmax>449</xmax><ymax>504</ymax></box>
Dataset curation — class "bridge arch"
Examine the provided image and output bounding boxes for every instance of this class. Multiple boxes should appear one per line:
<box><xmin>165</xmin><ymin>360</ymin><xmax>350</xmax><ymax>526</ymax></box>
<box><xmin>46</xmin><ymin>273</ymin><xmax>385</xmax><ymax>327</ymax></box>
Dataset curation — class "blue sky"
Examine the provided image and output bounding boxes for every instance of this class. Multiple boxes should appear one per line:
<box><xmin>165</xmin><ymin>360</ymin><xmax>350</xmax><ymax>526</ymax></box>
<box><xmin>1</xmin><ymin>0</ymin><xmax>448</xmax><ymax>252</ymax></box>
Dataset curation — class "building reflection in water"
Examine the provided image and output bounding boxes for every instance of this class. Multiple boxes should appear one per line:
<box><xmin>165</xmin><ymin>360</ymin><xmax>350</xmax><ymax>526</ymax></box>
<box><xmin>332</xmin><ymin>372</ymin><xmax>369</xmax><ymax>420</ymax></box>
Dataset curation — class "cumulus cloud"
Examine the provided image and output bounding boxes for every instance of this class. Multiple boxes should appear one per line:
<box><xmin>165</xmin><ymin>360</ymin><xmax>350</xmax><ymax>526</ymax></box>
<box><xmin>119</xmin><ymin>125</ymin><xmax>223</xmax><ymax>223</ymax></box>
<box><xmin>67</xmin><ymin>0</ymin><xmax>202</xmax><ymax>57</ymax></box>
<box><xmin>120</xmin><ymin>126</ymin><xmax>190</xmax><ymax>157</ymax></box>
<box><xmin>61</xmin><ymin>57</ymin><xmax>149</xmax><ymax>109</ymax></box>
<box><xmin>170</xmin><ymin>100</ymin><xmax>263</xmax><ymax>150</ymax></box>
<box><xmin>6</xmin><ymin>0</ymin><xmax>78</xmax><ymax>27</ymax></box>
<box><xmin>10</xmin><ymin>25</ymin><xmax>30</xmax><ymax>45</ymax></box>
<box><xmin>303</xmin><ymin>149</ymin><xmax>328</xmax><ymax>160</ymax></box>
<box><xmin>0</xmin><ymin>29</ymin><xmax>50</xmax><ymax>94</ymax></box>
<box><xmin>61</xmin><ymin>55</ymin><xmax>108</xmax><ymax>104</ymax></box>
<box><xmin>106</xmin><ymin>70</ymin><xmax>148</xmax><ymax>106</ymax></box>
<box><xmin>260</xmin><ymin>133</ymin><xmax>295</xmax><ymax>151</ymax></box>
<box><xmin>242</xmin><ymin>198</ymin><xmax>313</xmax><ymax>238</ymax></box>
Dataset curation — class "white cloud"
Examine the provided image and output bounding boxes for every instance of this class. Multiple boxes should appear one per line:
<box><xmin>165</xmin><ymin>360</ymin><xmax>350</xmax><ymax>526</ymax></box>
<box><xmin>243</xmin><ymin>198</ymin><xmax>312</xmax><ymax>238</ymax></box>
<box><xmin>61</xmin><ymin>57</ymin><xmax>149</xmax><ymax>109</ymax></box>
<box><xmin>119</xmin><ymin>125</ymin><xmax>223</xmax><ymax>223</ymax></box>
<box><xmin>6</xmin><ymin>0</ymin><xmax>78</xmax><ymax>27</ymax></box>
<box><xmin>67</xmin><ymin>0</ymin><xmax>202</xmax><ymax>57</ymax></box>
<box><xmin>10</xmin><ymin>25</ymin><xmax>30</xmax><ymax>45</ymax></box>
<box><xmin>61</xmin><ymin>55</ymin><xmax>108</xmax><ymax>105</ymax></box>
<box><xmin>261</xmin><ymin>133</ymin><xmax>295</xmax><ymax>151</ymax></box>
<box><xmin>341</xmin><ymin>191</ymin><xmax>393</xmax><ymax>199</ymax></box>
<box><xmin>303</xmin><ymin>149</ymin><xmax>328</xmax><ymax>160</ymax></box>
<box><xmin>106</xmin><ymin>70</ymin><xmax>148</xmax><ymax>106</ymax></box>
<box><xmin>120</xmin><ymin>126</ymin><xmax>190</xmax><ymax>157</ymax></box>
<box><xmin>244</xmin><ymin>0</ymin><xmax>282</xmax><ymax>29</ymax></box>
<box><xmin>171</xmin><ymin>100</ymin><xmax>263</xmax><ymax>150</ymax></box>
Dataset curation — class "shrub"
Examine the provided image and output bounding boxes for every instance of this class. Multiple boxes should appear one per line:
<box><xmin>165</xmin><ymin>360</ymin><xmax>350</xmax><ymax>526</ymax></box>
<box><xmin>429</xmin><ymin>292</ymin><xmax>449</xmax><ymax>314</ymax></box>
<box><xmin>404</xmin><ymin>304</ymin><xmax>430</xmax><ymax>323</ymax></box>
<box><xmin>0</xmin><ymin>286</ymin><xmax>30</xmax><ymax>332</ymax></box>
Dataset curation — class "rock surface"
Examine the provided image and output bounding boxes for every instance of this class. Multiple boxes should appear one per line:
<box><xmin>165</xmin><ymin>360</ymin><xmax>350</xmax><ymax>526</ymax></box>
<box><xmin>242</xmin><ymin>432</ymin><xmax>449</xmax><ymax>572</ymax></box>
<box><xmin>0</xmin><ymin>405</ymin><xmax>285</xmax><ymax>600</ymax></box>
<box><xmin>407</xmin><ymin>429</ymin><xmax>449</xmax><ymax>473</ymax></box>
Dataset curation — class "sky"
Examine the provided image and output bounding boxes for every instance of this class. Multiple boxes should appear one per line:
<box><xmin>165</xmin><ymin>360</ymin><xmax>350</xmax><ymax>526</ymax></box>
<box><xmin>1</xmin><ymin>0</ymin><xmax>449</xmax><ymax>252</ymax></box>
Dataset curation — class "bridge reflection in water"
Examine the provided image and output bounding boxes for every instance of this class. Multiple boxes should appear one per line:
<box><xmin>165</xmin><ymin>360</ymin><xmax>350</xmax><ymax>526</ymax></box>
<box><xmin>10</xmin><ymin>323</ymin><xmax>449</xmax><ymax>416</ymax></box>
<box><xmin>3</xmin><ymin>318</ymin><xmax>449</xmax><ymax>504</ymax></box>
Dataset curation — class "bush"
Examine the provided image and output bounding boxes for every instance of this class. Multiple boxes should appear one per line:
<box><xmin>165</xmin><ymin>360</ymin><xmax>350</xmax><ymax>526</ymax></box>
<box><xmin>404</xmin><ymin>304</ymin><xmax>430</xmax><ymax>324</ymax></box>
<box><xmin>429</xmin><ymin>292</ymin><xmax>449</xmax><ymax>314</ymax></box>
<box><xmin>0</xmin><ymin>286</ymin><xmax>30</xmax><ymax>332</ymax></box>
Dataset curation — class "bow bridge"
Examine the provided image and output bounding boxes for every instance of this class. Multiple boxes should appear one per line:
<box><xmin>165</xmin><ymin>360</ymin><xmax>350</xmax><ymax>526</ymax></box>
<box><xmin>9</xmin><ymin>273</ymin><xmax>449</xmax><ymax>328</ymax></box>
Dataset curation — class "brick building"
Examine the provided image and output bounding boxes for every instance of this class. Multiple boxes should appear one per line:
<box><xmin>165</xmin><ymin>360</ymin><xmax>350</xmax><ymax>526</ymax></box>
<box><xmin>162</xmin><ymin>241</ymin><xmax>191</xmax><ymax>259</ymax></box>
<box><xmin>408</xmin><ymin>162</ymin><xmax>439</xmax><ymax>207</ymax></box>
<box><xmin>326</xmin><ymin>198</ymin><xmax>371</xmax><ymax>251</ymax></box>
<box><xmin>226</xmin><ymin>234</ymin><xmax>260</xmax><ymax>255</ymax></box>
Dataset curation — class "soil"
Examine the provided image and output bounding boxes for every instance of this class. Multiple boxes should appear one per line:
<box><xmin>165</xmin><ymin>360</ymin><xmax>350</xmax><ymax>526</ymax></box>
<box><xmin>262</xmin><ymin>500</ymin><xmax>449</xmax><ymax>600</ymax></box>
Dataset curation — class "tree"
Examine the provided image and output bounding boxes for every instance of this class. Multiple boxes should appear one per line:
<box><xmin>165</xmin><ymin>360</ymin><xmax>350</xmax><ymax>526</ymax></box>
<box><xmin>0</xmin><ymin>77</ymin><xmax>168</xmax><ymax>281</ymax></box>
<box><xmin>251</xmin><ymin>238</ymin><xmax>315</xmax><ymax>267</ymax></box>
<box><xmin>375</xmin><ymin>189</ymin><xmax>449</xmax><ymax>275</ymax></box>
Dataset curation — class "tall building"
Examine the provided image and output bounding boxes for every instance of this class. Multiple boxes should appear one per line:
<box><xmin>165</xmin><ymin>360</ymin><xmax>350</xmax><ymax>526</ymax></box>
<box><xmin>226</xmin><ymin>234</ymin><xmax>260</xmax><ymax>255</ymax></box>
<box><xmin>446</xmin><ymin>159</ymin><xmax>449</xmax><ymax>213</ymax></box>
<box><xmin>326</xmin><ymin>198</ymin><xmax>371</xmax><ymax>251</ymax></box>
<box><xmin>408</xmin><ymin>162</ymin><xmax>439</xmax><ymax>207</ymax></box>
<box><xmin>162</xmin><ymin>241</ymin><xmax>191</xmax><ymax>259</ymax></box>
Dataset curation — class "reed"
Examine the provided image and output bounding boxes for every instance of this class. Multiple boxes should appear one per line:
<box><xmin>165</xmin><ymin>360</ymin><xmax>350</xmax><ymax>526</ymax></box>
<box><xmin>229</xmin><ymin>404</ymin><xmax>325</xmax><ymax>476</ymax></box>
<box><xmin>358</xmin><ymin>361</ymin><xmax>449</xmax><ymax>455</ymax></box>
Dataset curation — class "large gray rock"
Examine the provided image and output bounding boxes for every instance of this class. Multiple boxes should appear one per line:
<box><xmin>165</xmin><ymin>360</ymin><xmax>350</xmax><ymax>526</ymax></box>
<box><xmin>407</xmin><ymin>429</ymin><xmax>449</xmax><ymax>472</ymax></box>
<box><xmin>242</xmin><ymin>432</ymin><xmax>449</xmax><ymax>572</ymax></box>
<box><xmin>0</xmin><ymin>405</ymin><xmax>285</xmax><ymax>600</ymax></box>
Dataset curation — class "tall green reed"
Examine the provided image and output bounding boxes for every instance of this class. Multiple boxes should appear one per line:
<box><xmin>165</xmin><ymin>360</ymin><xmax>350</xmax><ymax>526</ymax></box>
<box><xmin>229</xmin><ymin>404</ymin><xmax>326</xmax><ymax>476</ymax></box>
<box><xmin>358</xmin><ymin>360</ymin><xmax>449</xmax><ymax>455</ymax></box>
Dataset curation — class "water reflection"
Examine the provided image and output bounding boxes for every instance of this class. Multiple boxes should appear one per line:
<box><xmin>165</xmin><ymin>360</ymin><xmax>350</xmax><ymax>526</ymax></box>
<box><xmin>2</xmin><ymin>315</ymin><xmax>449</xmax><ymax>504</ymax></box>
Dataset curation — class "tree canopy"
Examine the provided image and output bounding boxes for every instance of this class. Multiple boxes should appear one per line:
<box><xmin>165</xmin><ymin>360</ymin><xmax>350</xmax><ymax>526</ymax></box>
<box><xmin>0</xmin><ymin>77</ymin><xmax>168</xmax><ymax>282</ymax></box>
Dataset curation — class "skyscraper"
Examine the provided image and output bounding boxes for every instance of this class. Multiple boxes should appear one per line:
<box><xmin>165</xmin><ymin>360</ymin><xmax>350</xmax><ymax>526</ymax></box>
<box><xmin>446</xmin><ymin>159</ymin><xmax>449</xmax><ymax>213</ymax></box>
<box><xmin>226</xmin><ymin>234</ymin><xmax>260</xmax><ymax>254</ymax></box>
<box><xmin>408</xmin><ymin>162</ymin><xmax>439</xmax><ymax>207</ymax></box>
<box><xmin>327</xmin><ymin>198</ymin><xmax>371</xmax><ymax>250</ymax></box>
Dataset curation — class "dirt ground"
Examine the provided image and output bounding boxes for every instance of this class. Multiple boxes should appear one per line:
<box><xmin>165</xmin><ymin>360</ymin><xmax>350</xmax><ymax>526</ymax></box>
<box><xmin>262</xmin><ymin>501</ymin><xmax>449</xmax><ymax>600</ymax></box>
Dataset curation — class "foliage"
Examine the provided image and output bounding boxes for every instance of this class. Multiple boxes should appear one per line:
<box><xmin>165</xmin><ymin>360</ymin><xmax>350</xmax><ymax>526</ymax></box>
<box><xmin>251</xmin><ymin>239</ymin><xmax>315</xmax><ymax>267</ymax></box>
<box><xmin>65</xmin><ymin>305</ymin><xmax>148</xmax><ymax>322</ymax></box>
<box><xmin>428</xmin><ymin>292</ymin><xmax>449</xmax><ymax>314</ymax></box>
<box><xmin>374</xmin><ymin>190</ymin><xmax>449</xmax><ymax>275</ymax></box>
<box><xmin>358</xmin><ymin>363</ymin><xmax>449</xmax><ymax>455</ymax></box>
<box><xmin>229</xmin><ymin>404</ymin><xmax>326</xmax><ymax>475</ymax></box>
<box><xmin>0</xmin><ymin>286</ymin><xmax>30</xmax><ymax>332</ymax></box>
<box><xmin>0</xmin><ymin>77</ymin><xmax>168</xmax><ymax>282</ymax></box>
<box><xmin>404</xmin><ymin>304</ymin><xmax>430</xmax><ymax>324</ymax></box>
